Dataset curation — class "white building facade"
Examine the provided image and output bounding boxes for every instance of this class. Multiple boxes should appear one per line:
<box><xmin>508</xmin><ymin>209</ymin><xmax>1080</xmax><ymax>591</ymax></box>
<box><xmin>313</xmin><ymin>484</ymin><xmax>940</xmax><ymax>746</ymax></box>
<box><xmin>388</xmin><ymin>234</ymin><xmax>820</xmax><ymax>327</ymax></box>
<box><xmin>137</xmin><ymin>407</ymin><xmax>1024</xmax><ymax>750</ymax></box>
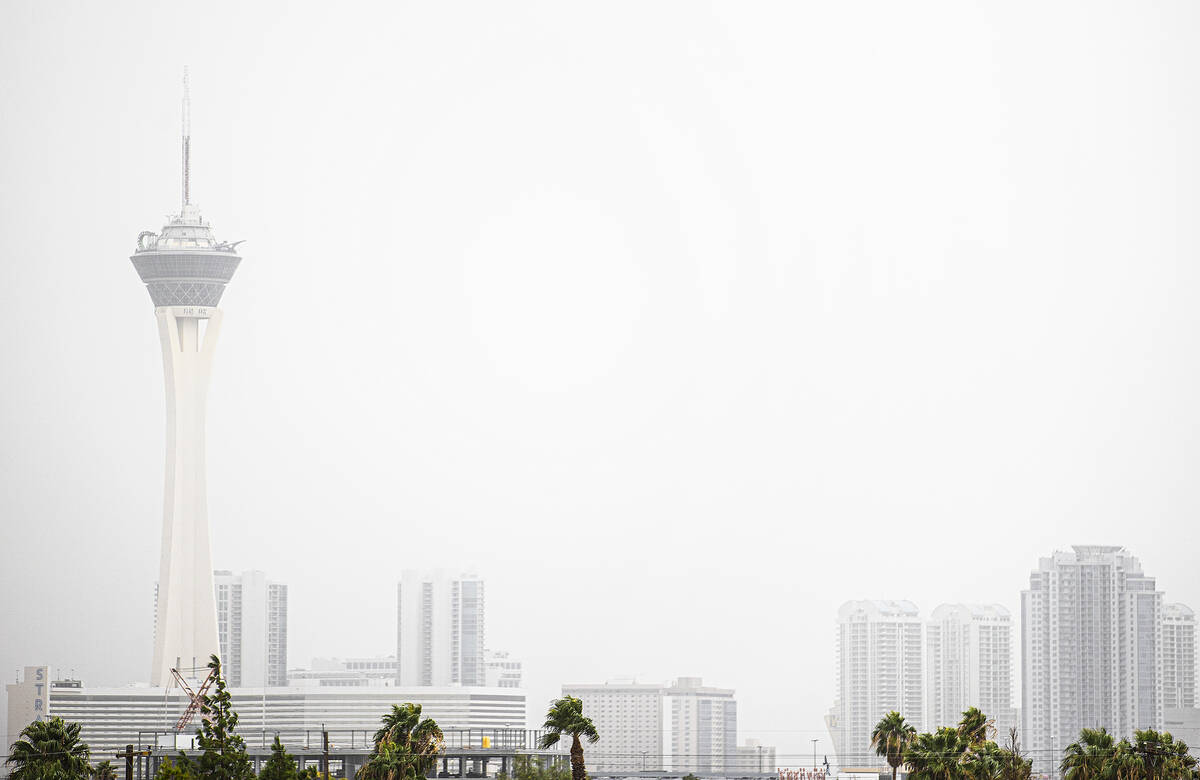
<box><xmin>663</xmin><ymin>677</ymin><xmax>738</xmax><ymax>774</ymax></box>
<box><xmin>925</xmin><ymin>604</ymin><xmax>1014</xmax><ymax>734</ymax></box>
<box><xmin>1021</xmin><ymin>546</ymin><xmax>1164</xmax><ymax>775</ymax></box>
<box><xmin>562</xmin><ymin>680</ymin><xmax>663</xmax><ymax>772</ymax></box>
<box><xmin>729</xmin><ymin>740</ymin><xmax>777</xmax><ymax>774</ymax></box>
<box><xmin>562</xmin><ymin>677</ymin><xmax>743</xmax><ymax>774</ymax></box>
<box><xmin>288</xmin><ymin>656</ymin><xmax>398</xmax><ymax>688</ymax></box>
<box><xmin>1162</xmin><ymin>603</ymin><xmax>1196</xmax><ymax>711</ymax></box>
<box><xmin>396</xmin><ymin>571</ymin><xmax>486</xmax><ymax>687</ymax></box>
<box><xmin>213</xmin><ymin>570</ymin><xmax>288</xmax><ymax>687</ymax></box>
<box><xmin>6</xmin><ymin>666</ymin><xmax>525</xmax><ymax>757</ymax></box>
<box><xmin>829</xmin><ymin>600</ymin><xmax>923</xmax><ymax>770</ymax></box>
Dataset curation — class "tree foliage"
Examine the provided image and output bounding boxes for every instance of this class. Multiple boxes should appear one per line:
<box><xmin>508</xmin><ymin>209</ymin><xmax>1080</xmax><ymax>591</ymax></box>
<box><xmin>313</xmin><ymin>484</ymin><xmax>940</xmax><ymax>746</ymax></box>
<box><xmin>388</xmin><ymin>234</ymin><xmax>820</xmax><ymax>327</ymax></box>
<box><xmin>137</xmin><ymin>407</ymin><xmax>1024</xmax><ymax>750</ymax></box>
<box><xmin>899</xmin><ymin>713</ymin><xmax>1196</xmax><ymax>780</ymax></box>
<box><xmin>906</xmin><ymin>727</ymin><xmax>972</xmax><ymax>780</ymax></box>
<box><xmin>996</xmin><ymin>728</ymin><xmax>1032</xmax><ymax>780</ymax></box>
<box><xmin>872</xmin><ymin>712</ymin><xmax>918</xmax><ymax>780</ymax></box>
<box><xmin>193</xmin><ymin>655</ymin><xmax>253</xmax><ymax>780</ymax></box>
<box><xmin>5</xmin><ymin>717</ymin><xmax>92</xmax><ymax>780</ymax></box>
<box><xmin>537</xmin><ymin>697</ymin><xmax>599</xmax><ymax>780</ymax></box>
<box><xmin>156</xmin><ymin>755</ymin><xmax>196</xmax><ymax>780</ymax></box>
<box><xmin>1075</xmin><ymin>729</ymin><xmax>1199</xmax><ymax>780</ymax></box>
<box><xmin>496</xmin><ymin>755</ymin><xmax>570</xmax><ymax>780</ymax></box>
<box><xmin>92</xmin><ymin>761</ymin><xmax>118</xmax><ymax>780</ymax></box>
<box><xmin>902</xmin><ymin>710</ymin><xmax>1033</xmax><ymax>780</ymax></box>
<box><xmin>359</xmin><ymin>703</ymin><xmax>444</xmax><ymax>780</ymax></box>
<box><xmin>956</xmin><ymin>709</ymin><xmax>993</xmax><ymax>748</ymax></box>
<box><xmin>258</xmin><ymin>736</ymin><xmax>298</xmax><ymax>780</ymax></box>
<box><xmin>1061</xmin><ymin>728</ymin><xmax>1117</xmax><ymax>780</ymax></box>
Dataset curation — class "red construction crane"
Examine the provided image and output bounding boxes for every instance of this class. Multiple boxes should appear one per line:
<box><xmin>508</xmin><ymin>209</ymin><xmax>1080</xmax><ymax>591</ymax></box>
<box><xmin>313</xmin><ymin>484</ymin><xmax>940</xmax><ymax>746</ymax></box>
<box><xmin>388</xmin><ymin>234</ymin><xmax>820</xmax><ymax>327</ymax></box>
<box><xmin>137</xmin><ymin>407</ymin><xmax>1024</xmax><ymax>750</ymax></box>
<box><xmin>171</xmin><ymin>666</ymin><xmax>217</xmax><ymax>732</ymax></box>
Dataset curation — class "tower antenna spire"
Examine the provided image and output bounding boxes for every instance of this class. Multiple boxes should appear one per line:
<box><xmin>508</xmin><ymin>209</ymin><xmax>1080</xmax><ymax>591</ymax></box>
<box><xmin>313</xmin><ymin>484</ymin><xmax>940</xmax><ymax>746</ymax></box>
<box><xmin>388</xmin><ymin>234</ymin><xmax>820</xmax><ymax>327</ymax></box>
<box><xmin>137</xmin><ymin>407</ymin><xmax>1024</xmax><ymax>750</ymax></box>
<box><xmin>182</xmin><ymin>67</ymin><xmax>191</xmax><ymax>209</ymax></box>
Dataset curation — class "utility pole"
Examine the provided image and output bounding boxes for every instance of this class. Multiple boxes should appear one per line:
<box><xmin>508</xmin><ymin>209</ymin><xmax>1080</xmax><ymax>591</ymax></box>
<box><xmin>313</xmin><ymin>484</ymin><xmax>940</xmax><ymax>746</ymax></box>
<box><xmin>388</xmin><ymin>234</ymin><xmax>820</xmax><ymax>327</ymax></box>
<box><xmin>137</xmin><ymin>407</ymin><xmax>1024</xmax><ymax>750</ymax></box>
<box><xmin>119</xmin><ymin>745</ymin><xmax>134</xmax><ymax>780</ymax></box>
<box><xmin>322</xmin><ymin>726</ymin><xmax>330</xmax><ymax>779</ymax></box>
<box><xmin>115</xmin><ymin>744</ymin><xmax>149</xmax><ymax>780</ymax></box>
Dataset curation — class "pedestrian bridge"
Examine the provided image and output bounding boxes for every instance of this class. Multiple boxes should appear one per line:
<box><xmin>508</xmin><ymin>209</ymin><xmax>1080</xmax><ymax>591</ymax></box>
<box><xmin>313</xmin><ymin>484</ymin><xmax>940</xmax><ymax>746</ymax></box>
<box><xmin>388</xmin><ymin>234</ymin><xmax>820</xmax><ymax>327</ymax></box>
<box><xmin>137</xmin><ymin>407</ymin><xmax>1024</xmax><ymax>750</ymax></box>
<box><xmin>135</xmin><ymin>728</ymin><xmax>568</xmax><ymax>780</ymax></box>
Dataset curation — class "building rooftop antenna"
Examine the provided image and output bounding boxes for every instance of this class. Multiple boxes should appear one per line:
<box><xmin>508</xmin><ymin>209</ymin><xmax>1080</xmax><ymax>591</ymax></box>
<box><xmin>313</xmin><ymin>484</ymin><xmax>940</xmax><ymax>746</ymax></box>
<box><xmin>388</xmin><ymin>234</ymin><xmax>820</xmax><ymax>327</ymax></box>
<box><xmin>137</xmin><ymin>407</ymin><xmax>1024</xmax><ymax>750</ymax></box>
<box><xmin>182</xmin><ymin>67</ymin><xmax>191</xmax><ymax>209</ymax></box>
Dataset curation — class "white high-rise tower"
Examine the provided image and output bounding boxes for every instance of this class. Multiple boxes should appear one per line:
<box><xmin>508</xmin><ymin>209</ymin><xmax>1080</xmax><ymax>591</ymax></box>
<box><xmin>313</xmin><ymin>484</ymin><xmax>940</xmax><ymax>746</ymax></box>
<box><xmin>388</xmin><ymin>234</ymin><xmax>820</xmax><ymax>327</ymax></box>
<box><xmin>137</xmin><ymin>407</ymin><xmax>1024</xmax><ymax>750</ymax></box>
<box><xmin>828</xmin><ymin>600</ymin><xmax>924</xmax><ymax>769</ymax></box>
<box><xmin>1162</xmin><ymin>603</ymin><xmax>1196</xmax><ymax>710</ymax></box>
<box><xmin>132</xmin><ymin>71</ymin><xmax>243</xmax><ymax>686</ymax></box>
<box><xmin>213</xmin><ymin>570</ymin><xmax>289</xmax><ymax>687</ymax></box>
<box><xmin>396</xmin><ymin>571</ymin><xmax>485</xmax><ymax>686</ymax></box>
<box><xmin>925</xmin><ymin>604</ymin><xmax>1014</xmax><ymax>734</ymax></box>
<box><xmin>1021</xmin><ymin>546</ymin><xmax>1164</xmax><ymax>776</ymax></box>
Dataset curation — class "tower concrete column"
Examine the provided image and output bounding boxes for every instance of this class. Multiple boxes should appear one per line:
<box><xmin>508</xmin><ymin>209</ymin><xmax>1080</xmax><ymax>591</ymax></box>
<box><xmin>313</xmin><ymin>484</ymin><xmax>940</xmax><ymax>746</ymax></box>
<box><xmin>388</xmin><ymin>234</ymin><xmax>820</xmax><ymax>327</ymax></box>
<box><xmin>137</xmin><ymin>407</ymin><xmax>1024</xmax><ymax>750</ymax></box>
<box><xmin>150</xmin><ymin>306</ymin><xmax>223</xmax><ymax>685</ymax></box>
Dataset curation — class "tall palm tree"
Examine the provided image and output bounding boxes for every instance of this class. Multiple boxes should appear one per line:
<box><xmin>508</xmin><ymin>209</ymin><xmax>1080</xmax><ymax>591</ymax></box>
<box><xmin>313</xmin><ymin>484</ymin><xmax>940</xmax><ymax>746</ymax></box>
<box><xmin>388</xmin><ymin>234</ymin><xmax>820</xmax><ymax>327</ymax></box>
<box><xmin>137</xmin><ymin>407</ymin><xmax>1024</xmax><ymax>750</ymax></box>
<box><xmin>5</xmin><ymin>717</ymin><xmax>92</xmax><ymax>780</ymax></box>
<box><xmin>871</xmin><ymin>712</ymin><xmax>917</xmax><ymax>780</ymax></box>
<box><xmin>905</xmin><ymin>727</ymin><xmax>970</xmax><ymax>780</ymax></box>
<box><xmin>1060</xmin><ymin>728</ymin><xmax>1116</xmax><ymax>780</ymax></box>
<box><xmin>957</xmin><ymin>709</ymin><xmax>993</xmax><ymax>748</ymax></box>
<box><xmin>537</xmin><ymin>697</ymin><xmax>599</xmax><ymax>780</ymax></box>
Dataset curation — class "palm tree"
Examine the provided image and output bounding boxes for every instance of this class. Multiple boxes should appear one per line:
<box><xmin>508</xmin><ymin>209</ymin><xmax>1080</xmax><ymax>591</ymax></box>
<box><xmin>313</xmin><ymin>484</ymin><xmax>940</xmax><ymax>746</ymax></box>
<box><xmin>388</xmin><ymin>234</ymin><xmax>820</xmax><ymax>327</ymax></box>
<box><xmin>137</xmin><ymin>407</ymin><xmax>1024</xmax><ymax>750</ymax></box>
<box><xmin>537</xmin><ymin>697</ymin><xmax>599</xmax><ymax>780</ymax></box>
<box><xmin>360</xmin><ymin>741</ymin><xmax>413</xmax><ymax>780</ymax></box>
<box><xmin>1109</xmin><ymin>740</ymin><xmax>1142</xmax><ymax>780</ymax></box>
<box><xmin>905</xmin><ymin>727</ymin><xmax>970</xmax><ymax>780</ymax></box>
<box><xmin>92</xmin><ymin>761</ymin><xmax>119</xmax><ymax>780</ymax></box>
<box><xmin>1060</xmin><ymin>728</ymin><xmax>1116</xmax><ymax>780</ymax></box>
<box><xmin>373</xmin><ymin>704</ymin><xmax>443</xmax><ymax>759</ymax></box>
<box><xmin>374</xmin><ymin>704</ymin><xmax>417</xmax><ymax>747</ymax></box>
<box><xmin>871</xmin><ymin>712</ymin><xmax>917</xmax><ymax>780</ymax></box>
<box><xmin>6</xmin><ymin>717</ymin><xmax>92</xmax><ymax>780</ymax></box>
<box><xmin>957</xmin><ymin>709</ymin><xmax>993</xmax><ymax>748</ymax></box>
<box><xmin>1128</xmin><ymin>730</ymin><xmax>1196</xmax><ymax>780</ymax></box>
<box><xmin>964</xmin><ymin>741</ymin><xmax>1003</xmax><ymax>780</ymax></box>
<box><xmin>362</xmin><ymin>704</ymin><xmax>443</xmax><ymax>780</ymax></box>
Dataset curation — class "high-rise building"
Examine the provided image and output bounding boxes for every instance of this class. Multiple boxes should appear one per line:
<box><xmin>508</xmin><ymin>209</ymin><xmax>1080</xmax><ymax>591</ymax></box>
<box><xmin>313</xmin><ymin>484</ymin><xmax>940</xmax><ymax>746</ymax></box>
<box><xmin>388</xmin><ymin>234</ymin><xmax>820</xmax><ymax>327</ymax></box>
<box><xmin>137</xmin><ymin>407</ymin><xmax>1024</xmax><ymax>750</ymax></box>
<box><xmin>828</xmin><ymin>600</ymin><xmax>923</xmax><ymax>770</ymax></box>
<box><xmin>132</xmin><ymin>72</ymin><xmax>244</xmax><ymax>687</ymax></box>
<box><xmin>1021</xmin><ymin>546</ymin><xmax>1164</xmax><ymax>774</ymax></box>
<box><xmin>213</xmin><ymin>570</ymin><xmax>288</xmax><ymax>687</ymax></box>
<box><xmin>925</xmin><ymin>604</ymin><xmax>1014</xmax><ymax>734</ymax></box>
<box><xmin>562</xmin><ymin>677</ymin><xmax>745</xmax><ymax>774</ymax></box>
<box><xmin>1162</xmin><ymin>603</ymin><xmax>1196</xmax><ymax>710</ymax></box>
<box><xmin>396</xmin><ymin>571</ymin><xmax>485</xmax><ymax>686</ymax></box>
<box><xmin>663</xmin><ymin>677</ymin><xmax>738</xmax><ymax>774</ymax></box>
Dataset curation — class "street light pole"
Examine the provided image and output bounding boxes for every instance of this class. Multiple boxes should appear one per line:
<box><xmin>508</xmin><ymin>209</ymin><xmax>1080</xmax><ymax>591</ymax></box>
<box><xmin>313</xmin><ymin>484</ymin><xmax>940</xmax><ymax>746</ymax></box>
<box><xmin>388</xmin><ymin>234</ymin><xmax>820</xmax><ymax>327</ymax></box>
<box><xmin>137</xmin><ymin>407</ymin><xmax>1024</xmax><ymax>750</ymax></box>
<box><xmin>811</xmin><ymin>739</ymin><xmax>818</xmax><ymax>770</ymax></box>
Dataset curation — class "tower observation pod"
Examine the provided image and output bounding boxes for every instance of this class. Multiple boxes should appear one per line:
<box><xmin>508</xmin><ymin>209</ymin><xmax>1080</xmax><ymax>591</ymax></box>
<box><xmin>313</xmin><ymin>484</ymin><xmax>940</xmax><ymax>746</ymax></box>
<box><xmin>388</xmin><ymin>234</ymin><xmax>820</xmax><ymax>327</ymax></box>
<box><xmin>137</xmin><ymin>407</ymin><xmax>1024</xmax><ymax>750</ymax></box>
<box><xmin>130</xmin><ymin>70</ymin><xmax>242</xmax><ymax>687</ymax></box>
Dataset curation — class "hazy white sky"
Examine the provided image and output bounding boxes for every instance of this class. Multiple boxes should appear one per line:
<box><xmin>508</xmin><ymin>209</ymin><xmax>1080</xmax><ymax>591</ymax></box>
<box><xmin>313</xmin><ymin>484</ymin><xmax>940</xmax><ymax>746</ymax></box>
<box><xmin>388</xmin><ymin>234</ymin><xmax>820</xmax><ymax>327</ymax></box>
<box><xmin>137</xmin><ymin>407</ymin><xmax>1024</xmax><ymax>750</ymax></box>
<box><xmin>2</xmin><ymin>0</ymin><xmax>1200</xmax><ymax>764</ymax></box>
